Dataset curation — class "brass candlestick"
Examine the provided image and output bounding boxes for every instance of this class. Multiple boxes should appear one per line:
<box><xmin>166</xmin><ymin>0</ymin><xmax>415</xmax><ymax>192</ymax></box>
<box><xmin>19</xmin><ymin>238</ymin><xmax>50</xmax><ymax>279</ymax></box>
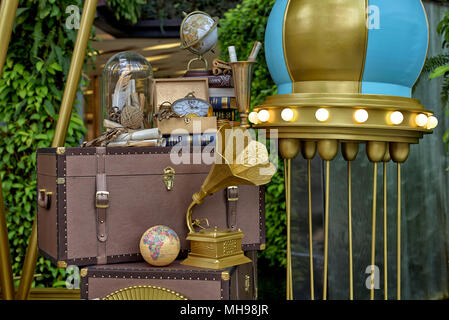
<box><xmin>230</xmin><ymin>61</ymin><xmax>256</xmax><ymax>128</ymax></box>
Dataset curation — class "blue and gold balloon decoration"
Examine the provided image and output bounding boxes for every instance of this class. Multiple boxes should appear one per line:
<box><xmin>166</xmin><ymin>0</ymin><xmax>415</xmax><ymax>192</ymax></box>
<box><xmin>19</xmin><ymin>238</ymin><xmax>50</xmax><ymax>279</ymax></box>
<box><xmin>254</xmin><ymin>0</ymin><xmax>437</xmax><ymax>301</ymax></box>
<box><xmin>254</xmin><ymin>0</ymin><xmax>436</xmax><ymax>145</ymax></box>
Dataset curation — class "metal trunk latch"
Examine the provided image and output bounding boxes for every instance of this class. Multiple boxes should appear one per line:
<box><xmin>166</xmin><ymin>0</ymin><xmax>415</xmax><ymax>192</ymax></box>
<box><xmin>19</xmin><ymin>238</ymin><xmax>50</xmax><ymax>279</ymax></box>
<box><xmin>245</xmin><ymin>274</ymin><xmax>251</xmax><ymax>292</ymax></box>
<box><xmin>163</xmin><ymin>167</ymin><xmax>175</xmax><ymax>191</ymax></box>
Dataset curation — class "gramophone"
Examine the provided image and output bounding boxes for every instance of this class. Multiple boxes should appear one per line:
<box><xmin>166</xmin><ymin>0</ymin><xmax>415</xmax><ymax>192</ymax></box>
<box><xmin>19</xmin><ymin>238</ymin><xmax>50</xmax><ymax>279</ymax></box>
<box><xmin>181</xmin><ymin>124</ymin><xmax>276</xmax><ymax>269</ymax></box>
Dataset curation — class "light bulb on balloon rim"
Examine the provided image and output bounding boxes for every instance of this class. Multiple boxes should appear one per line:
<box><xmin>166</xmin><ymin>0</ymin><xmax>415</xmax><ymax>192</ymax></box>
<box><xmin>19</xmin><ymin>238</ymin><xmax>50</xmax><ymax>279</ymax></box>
<box><xmin>258</xmin><ymin>109</ymin><xmax>271</xmax><ymax>123</ymax></box>
<box><xmin>281</xmin><ymin>108</ymin><xmax>295</xmax><ymax>122</ymax></box>
<box><xmin>388</xmin><ymin>111</ymin><xmax>404</xmax><ymax>125</ymax></box>
<box><xmin>354</xmin><ymin>109</ymin><xmax>369</xmax><ymax>124</ymax></box>
<box><xmin>415</xmin><ymin>113</ymin><xmax>428</xmax><ymax>128</ymax></box>
<box><xmin>427</xmin><ymin>115</ymin><xmax>438</xmax><ymax>130</ymax></box>
<box><xmin>248</xmin><ymin>111</ymin><xmax>260</xmax><ymax>124</ymax></box>
<box><xmin>315</xmin><ymin>108</ymin><xmax>330</xmax><ymax>122</ymax></box>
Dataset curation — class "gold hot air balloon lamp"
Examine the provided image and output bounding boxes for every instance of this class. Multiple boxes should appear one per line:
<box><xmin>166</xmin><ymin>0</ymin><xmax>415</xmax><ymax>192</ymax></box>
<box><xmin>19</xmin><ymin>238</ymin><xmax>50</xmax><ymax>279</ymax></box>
<box><xmin>251</xmin><ymin>0</ymin><xmax>436</xmax><ymax>301</ymax></box>
<box><xmin>181</xmin><ymin>125</ymin><xmax>276</xmax><ymax>269</ymax></box>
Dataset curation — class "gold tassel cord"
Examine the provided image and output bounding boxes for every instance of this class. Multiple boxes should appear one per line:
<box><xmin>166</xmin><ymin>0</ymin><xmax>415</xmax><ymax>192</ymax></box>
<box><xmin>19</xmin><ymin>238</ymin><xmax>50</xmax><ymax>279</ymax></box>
<box><xmin>323</xmin><ymin>160</ymin><xmax>330</xmax><ymax>300</ymax></box>
<box><xmin>370</xmin><ymin>162</ymin><xmax>378</xmax><ymax>300</ymax></box>
<box><xmin>348</xmin><ymin>161</ymin><xmax>354</xmax><ymax>300</ymax></box>
<box><xmin>307</xmin><ymin>159</ymin><xmax>315</xmax><ymax>300</ymax></box>
<box><xmin>284</xmin><ymin>158</ymin><xmax>293</xmax><ymax>300</ymax></box>
<box><xmin>383</xmin><ymin>162</ymin><xmax>388</xmax><ymax>300</ymax></box>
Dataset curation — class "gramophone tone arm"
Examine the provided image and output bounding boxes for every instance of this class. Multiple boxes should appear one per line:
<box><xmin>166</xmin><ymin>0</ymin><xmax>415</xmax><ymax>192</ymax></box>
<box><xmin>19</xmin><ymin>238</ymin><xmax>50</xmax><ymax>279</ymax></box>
<box><xmin>186</xmin><ymin>190</ymin><xmax>209</xmax><ymax>233</ymax></box>
<box><xmin>186</xmin><ymin>201</ymin><xmax>197</xmax><ymax>233</ymax></box>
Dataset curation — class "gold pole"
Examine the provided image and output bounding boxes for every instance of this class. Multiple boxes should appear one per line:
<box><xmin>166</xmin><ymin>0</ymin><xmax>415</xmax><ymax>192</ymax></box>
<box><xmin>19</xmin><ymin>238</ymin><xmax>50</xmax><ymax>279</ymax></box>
<box><xmin>307</xmin><ymin>159</ymin><xmax>315</xmax><ymax>300</ymax></box>
<box><xmin>52</xmin><ymin>0</ymin><xmax>98</xmax><ymax>147</ymax></box>
<box><xmin>342</xmin><ymin>142</ymin><xmax>358</xmax><ymax>301</ymax></box>
<box><xmin>280</xmin><ymin>139</ymin><xmax>300</xmax><ymax>301</ymax></box>
<box><xmin>0</xmin><ymin>181</ymin><xmax>14</xmax><ymax>300</ymax></box>
<box><xmin>389</xmin><ymin>142</ymin><xmax>408</xmax><ymax>301</ymax></box>
<box><xmin>370</xmin><ymin>162</ymin><xmax>378</xmax><ymax>300</ymax></box>
<box><xmin>323</xmin><ymin>160</ymin><xmax>330</xmax><ymax>300</ymax></box>
<box><xmin>348</xmin><ymin>161</ymin><xmax>354</xmax><ymax>300</ymax></box>
<box><xmin>16</xmin><ymin>0</ymin><xmax>98</xmax><ymax>300</ymax></box>
<box><xmin>0</xmin><ymin>0</ymin><xmax>20</xmax><ymax>301</ymax></box>
<box><xmin>284</xmin><ymin>158</ymin><xmax>293</xmax><ymax>300</ymax></box>
<box><xmin>397</xmin><ymin>163</ymin><xmax>401</xmax><ymax>300</ymax></box>
<box><xmin>383</xmin><ymin>162</ymin><xmax>388</xmax><ymax>300</ymax></box>
<box><xmin>317</xmin><ymin>139</ymin><xmax>338</xmax><ymax>301</ymax></box>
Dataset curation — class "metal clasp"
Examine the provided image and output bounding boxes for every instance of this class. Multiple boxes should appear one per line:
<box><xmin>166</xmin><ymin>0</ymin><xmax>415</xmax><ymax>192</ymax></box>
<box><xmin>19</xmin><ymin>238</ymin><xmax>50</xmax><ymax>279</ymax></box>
<box><xmin>95</xmin><ymin>191</ymin><xmax>110</xmax><ymax>209</ymax></box>
<box><xmin>163</xmin><ymin>167</ymin><xmax>175</xmax><ymax>191</ymax></box>
<box><xmin>244</xmin><ymin>274</ymin><xmax>251</xmax><ymax>292</ymax></box>
<box><xmin>227</xmin><ymin>186</ymin><xmax>239</xmax><ymax>202</ymax></box>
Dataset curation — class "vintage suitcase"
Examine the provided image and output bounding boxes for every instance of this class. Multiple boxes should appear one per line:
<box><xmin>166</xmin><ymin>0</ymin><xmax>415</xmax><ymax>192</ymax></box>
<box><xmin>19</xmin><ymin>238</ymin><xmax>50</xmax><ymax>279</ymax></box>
<box><xmin>37</xmin><ymin>147</ymin><xmax>265</xmax><ymax>267</ymax></box>
<box><xmin>80</xmin><ymin>252</ymin><xmax>258</xmax><ymax>300</ymax></box>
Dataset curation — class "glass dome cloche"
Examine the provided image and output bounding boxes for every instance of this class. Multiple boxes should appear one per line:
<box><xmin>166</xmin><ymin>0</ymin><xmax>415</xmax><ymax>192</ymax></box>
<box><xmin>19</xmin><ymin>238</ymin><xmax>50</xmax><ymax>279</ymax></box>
<box><xmin>102</xmin><ymin>51</ymin><xmax>154</xmax><ymax>130</ymax></box>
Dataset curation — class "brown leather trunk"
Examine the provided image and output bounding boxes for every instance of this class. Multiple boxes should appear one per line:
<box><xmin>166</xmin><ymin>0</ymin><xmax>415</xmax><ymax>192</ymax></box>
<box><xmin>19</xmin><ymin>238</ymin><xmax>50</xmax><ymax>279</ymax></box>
<box><xmin>80</xmin><ymin>252</ymin><xmax>258</xmax><ymax>300</ymax></box>
<box><xmin>37</xmin><ymin>147</ymin><xmax>265</xmax><ymax>267</ymax></box>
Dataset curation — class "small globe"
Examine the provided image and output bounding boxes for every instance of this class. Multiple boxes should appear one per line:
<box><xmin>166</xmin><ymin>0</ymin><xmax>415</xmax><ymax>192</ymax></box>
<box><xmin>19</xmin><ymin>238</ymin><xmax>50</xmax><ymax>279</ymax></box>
<box><xmin>139</xmin><ymin>225</ymin><xmax>181</xmax><ymax>267</ymax></box>
<box><xmin>180</xmin><ymin>11</ymin><xmax>218</xmax><ymax>56</ymax></box>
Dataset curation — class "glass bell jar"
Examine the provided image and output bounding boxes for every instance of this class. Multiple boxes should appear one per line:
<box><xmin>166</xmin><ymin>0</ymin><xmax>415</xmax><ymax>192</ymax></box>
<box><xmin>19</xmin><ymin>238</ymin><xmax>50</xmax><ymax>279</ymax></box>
<box><xmin>102</xmin><ymin>51</ymin><xmax>154</xmax><ymax>130</ymax></box>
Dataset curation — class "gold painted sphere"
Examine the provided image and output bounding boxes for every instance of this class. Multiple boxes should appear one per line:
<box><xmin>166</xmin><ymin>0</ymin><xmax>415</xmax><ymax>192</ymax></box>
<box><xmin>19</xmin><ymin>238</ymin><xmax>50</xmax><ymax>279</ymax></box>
<box><xmin>390</xmin><ymin>143</ymin><xmax>410</xmax><ymax>163</ymax></box>
<box><xmin>342</xmin><ymin>142</ymin><xmax>359</xmax><ymax>162</ymax></box>
<box><xmin>366</xmin><ymin>141</ymin><xmax>387</xmax><ymax>163</ymax></box>
<box><xmin>301</xmin><ymin>141</ymin><xmax>317</xmax><ymax>160</ymax></box>
<box><xmin>139</xmin><ymin>225</ymin><xmax>181</xmax><ymax>267</ymax></box>
<box><xmin>279</xmin><ymin>138</ymin><xmax>301</xmax><ymax>160</ymax></box>
<box><xmin>318</xmin><ymin>140</ymin><xmax>338</xmax><ymax>161</ymax></box>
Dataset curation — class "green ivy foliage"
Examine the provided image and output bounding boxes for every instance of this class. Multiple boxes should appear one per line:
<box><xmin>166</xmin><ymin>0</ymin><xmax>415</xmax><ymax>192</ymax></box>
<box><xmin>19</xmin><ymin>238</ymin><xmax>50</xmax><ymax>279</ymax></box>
<box><xmin>218</xmin><ymin>0</ymin><xmax>286</xmax><ymax>268</ymax></box>
<box><xmin>0</xmin><ymin>0</ymin><xmax>143</xmax><ymax>288</ymax></box>
<box><xmin>140</xmin><ymin>0</ymin><xmax>240</xmax><ymax>21</ymax></box>
<box><xmin>105</xmin><ymin>0</ymin><xmax>147</xmax><ymax>24</ymax></box>
<box><xmin>426</xmin><ymin>8</ymin><xmax>449</xmax><ymax>150</ymax></box>
<box><xmin>0</xmin><ymin>0</ymin><xmax>91</xmax><ymax>288</ymax></box>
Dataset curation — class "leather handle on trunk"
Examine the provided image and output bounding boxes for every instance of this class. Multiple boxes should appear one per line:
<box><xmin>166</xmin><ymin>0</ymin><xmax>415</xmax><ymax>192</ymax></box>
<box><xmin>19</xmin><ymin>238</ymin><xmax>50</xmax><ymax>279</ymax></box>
<box><xmin>38</xmin><ymin>189</ymin><xmax>52</xmax><ymax>209</ymax></box>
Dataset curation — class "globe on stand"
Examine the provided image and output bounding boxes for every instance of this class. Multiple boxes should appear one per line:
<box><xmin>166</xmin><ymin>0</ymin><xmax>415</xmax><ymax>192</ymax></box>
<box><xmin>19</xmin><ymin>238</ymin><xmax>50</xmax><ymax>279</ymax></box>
<box><xmin>180</xmin><ymin>11</ymin><xmax>219</xmax><ymax>72</ymax></box>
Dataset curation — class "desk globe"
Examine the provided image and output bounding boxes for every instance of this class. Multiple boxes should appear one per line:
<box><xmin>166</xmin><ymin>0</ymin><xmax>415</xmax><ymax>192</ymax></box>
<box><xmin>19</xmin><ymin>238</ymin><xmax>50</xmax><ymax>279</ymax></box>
<box><xmin>140</xmin><ymin>226</ymin><xmax>180</xmax><ymax>266</ymax></box>
<box><xmin>180</xmin><ymin>11</ymin><xmax>219</xmax><ymax>70</ymax></box>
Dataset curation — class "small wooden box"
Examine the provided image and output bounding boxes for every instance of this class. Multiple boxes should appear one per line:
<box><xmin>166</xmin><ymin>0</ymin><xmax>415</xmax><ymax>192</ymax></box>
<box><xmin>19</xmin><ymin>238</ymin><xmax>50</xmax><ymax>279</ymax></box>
<box><xmin>152</xmin><ymin>77</ymin><xmax>209</xmax><ymax>114</ymax></box>
<box><xmin>151</xmin><ymin>77</ymin><xmax>216</xmax><ymax>134</ymax></box>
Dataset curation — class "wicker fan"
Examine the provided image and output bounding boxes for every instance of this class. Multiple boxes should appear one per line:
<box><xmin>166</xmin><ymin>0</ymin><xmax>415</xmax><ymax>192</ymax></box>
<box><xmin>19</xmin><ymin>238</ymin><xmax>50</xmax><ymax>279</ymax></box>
<box><xmin>102</xmin><ymin>285</ymin><xmax>187</xmax><ymax>300</ymax></box>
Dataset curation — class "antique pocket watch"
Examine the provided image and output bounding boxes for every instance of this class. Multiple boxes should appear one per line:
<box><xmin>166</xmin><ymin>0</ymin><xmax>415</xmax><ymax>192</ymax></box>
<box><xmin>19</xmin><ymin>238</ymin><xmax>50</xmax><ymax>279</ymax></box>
<box><xmin>156</xmin><ymin>92</ymin><xmax>213</xmax><ymax>123</ymax></box>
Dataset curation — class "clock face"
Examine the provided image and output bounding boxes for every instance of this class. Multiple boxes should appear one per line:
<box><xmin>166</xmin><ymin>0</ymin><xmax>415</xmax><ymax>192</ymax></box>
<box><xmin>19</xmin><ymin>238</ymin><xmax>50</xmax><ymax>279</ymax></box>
<box><xmin>172</xmin><ymin>97</ymin><xmax>211</xmax><ymax>117</ymax></box>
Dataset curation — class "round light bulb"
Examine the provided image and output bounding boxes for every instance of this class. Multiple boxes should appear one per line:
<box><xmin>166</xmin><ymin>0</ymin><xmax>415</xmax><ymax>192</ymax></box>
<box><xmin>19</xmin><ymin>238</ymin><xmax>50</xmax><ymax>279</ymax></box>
<box><xmin>248</xmin><ymin>111</ymin><xmax>259</xmax><ymax>124</ymax></box>
<box><xmin>427</xmin><ymin>116</ymin><xmax>438</xmax><ymax>129</ymax></box>
<box><xmin>315</xmin><ymin>108</ymin><xmax>329</xmax><ymax>122</ymax></box>
<box><xmin>258</xmin><ymin>110</ymin><xmax>270</xmax><ymax>123</ymax></box>
<box><xmin>354</xmin><ymin>109</ymin><xmax>368</xmax><ymax>123</ymax></box>
<box><xmin>390</xmin><ymin>111</ymin><xmax>404</xmax><ymax>125</ymax></box>
<box><xmin>281</xmin><ymin>108</ymin><xmax>294</xmax><ymax>122</ymax></box>
<box><xmin>415</xmin><ymin>113</ymin><xmax>428</xmax><ymax>127</ymax></box>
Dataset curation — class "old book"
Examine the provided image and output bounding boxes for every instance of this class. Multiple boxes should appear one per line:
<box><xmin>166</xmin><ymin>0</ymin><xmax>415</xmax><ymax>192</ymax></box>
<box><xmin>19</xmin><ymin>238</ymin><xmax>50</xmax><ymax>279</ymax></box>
<box><xmin>163</xmin><ymin>133</ymin><xmax>216</xmax><ymax>147</ymax></box>
<box><xmin>210</xmin><ymin>97</ymin><xmax>237</xmax><ymax>110</ymax></box>
<box><xmin>208</xmin><ymin>75</ymin><xmax>233</xmax><ymax>88</ymax></box>
<box><xmin>209</xmin><ymin>87</ymin><xmax>235</xmax><ymax>98</ymax></box>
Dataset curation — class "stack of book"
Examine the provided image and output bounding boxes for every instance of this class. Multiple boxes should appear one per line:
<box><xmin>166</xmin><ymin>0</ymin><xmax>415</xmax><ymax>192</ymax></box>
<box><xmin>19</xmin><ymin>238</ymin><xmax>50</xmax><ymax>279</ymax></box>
<box><xmin>208</xmin><ymin>74</ymin><xmax>238</xmax><ymax>124</ymax></box>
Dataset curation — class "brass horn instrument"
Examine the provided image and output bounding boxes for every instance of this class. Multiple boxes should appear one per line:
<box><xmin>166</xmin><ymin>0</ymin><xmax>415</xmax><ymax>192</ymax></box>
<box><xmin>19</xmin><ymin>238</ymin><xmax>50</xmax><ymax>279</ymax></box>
<box><xmin>181</xmin><ymin>124</ymin><xmax>276</xmax><ymax>269</ymax></box>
